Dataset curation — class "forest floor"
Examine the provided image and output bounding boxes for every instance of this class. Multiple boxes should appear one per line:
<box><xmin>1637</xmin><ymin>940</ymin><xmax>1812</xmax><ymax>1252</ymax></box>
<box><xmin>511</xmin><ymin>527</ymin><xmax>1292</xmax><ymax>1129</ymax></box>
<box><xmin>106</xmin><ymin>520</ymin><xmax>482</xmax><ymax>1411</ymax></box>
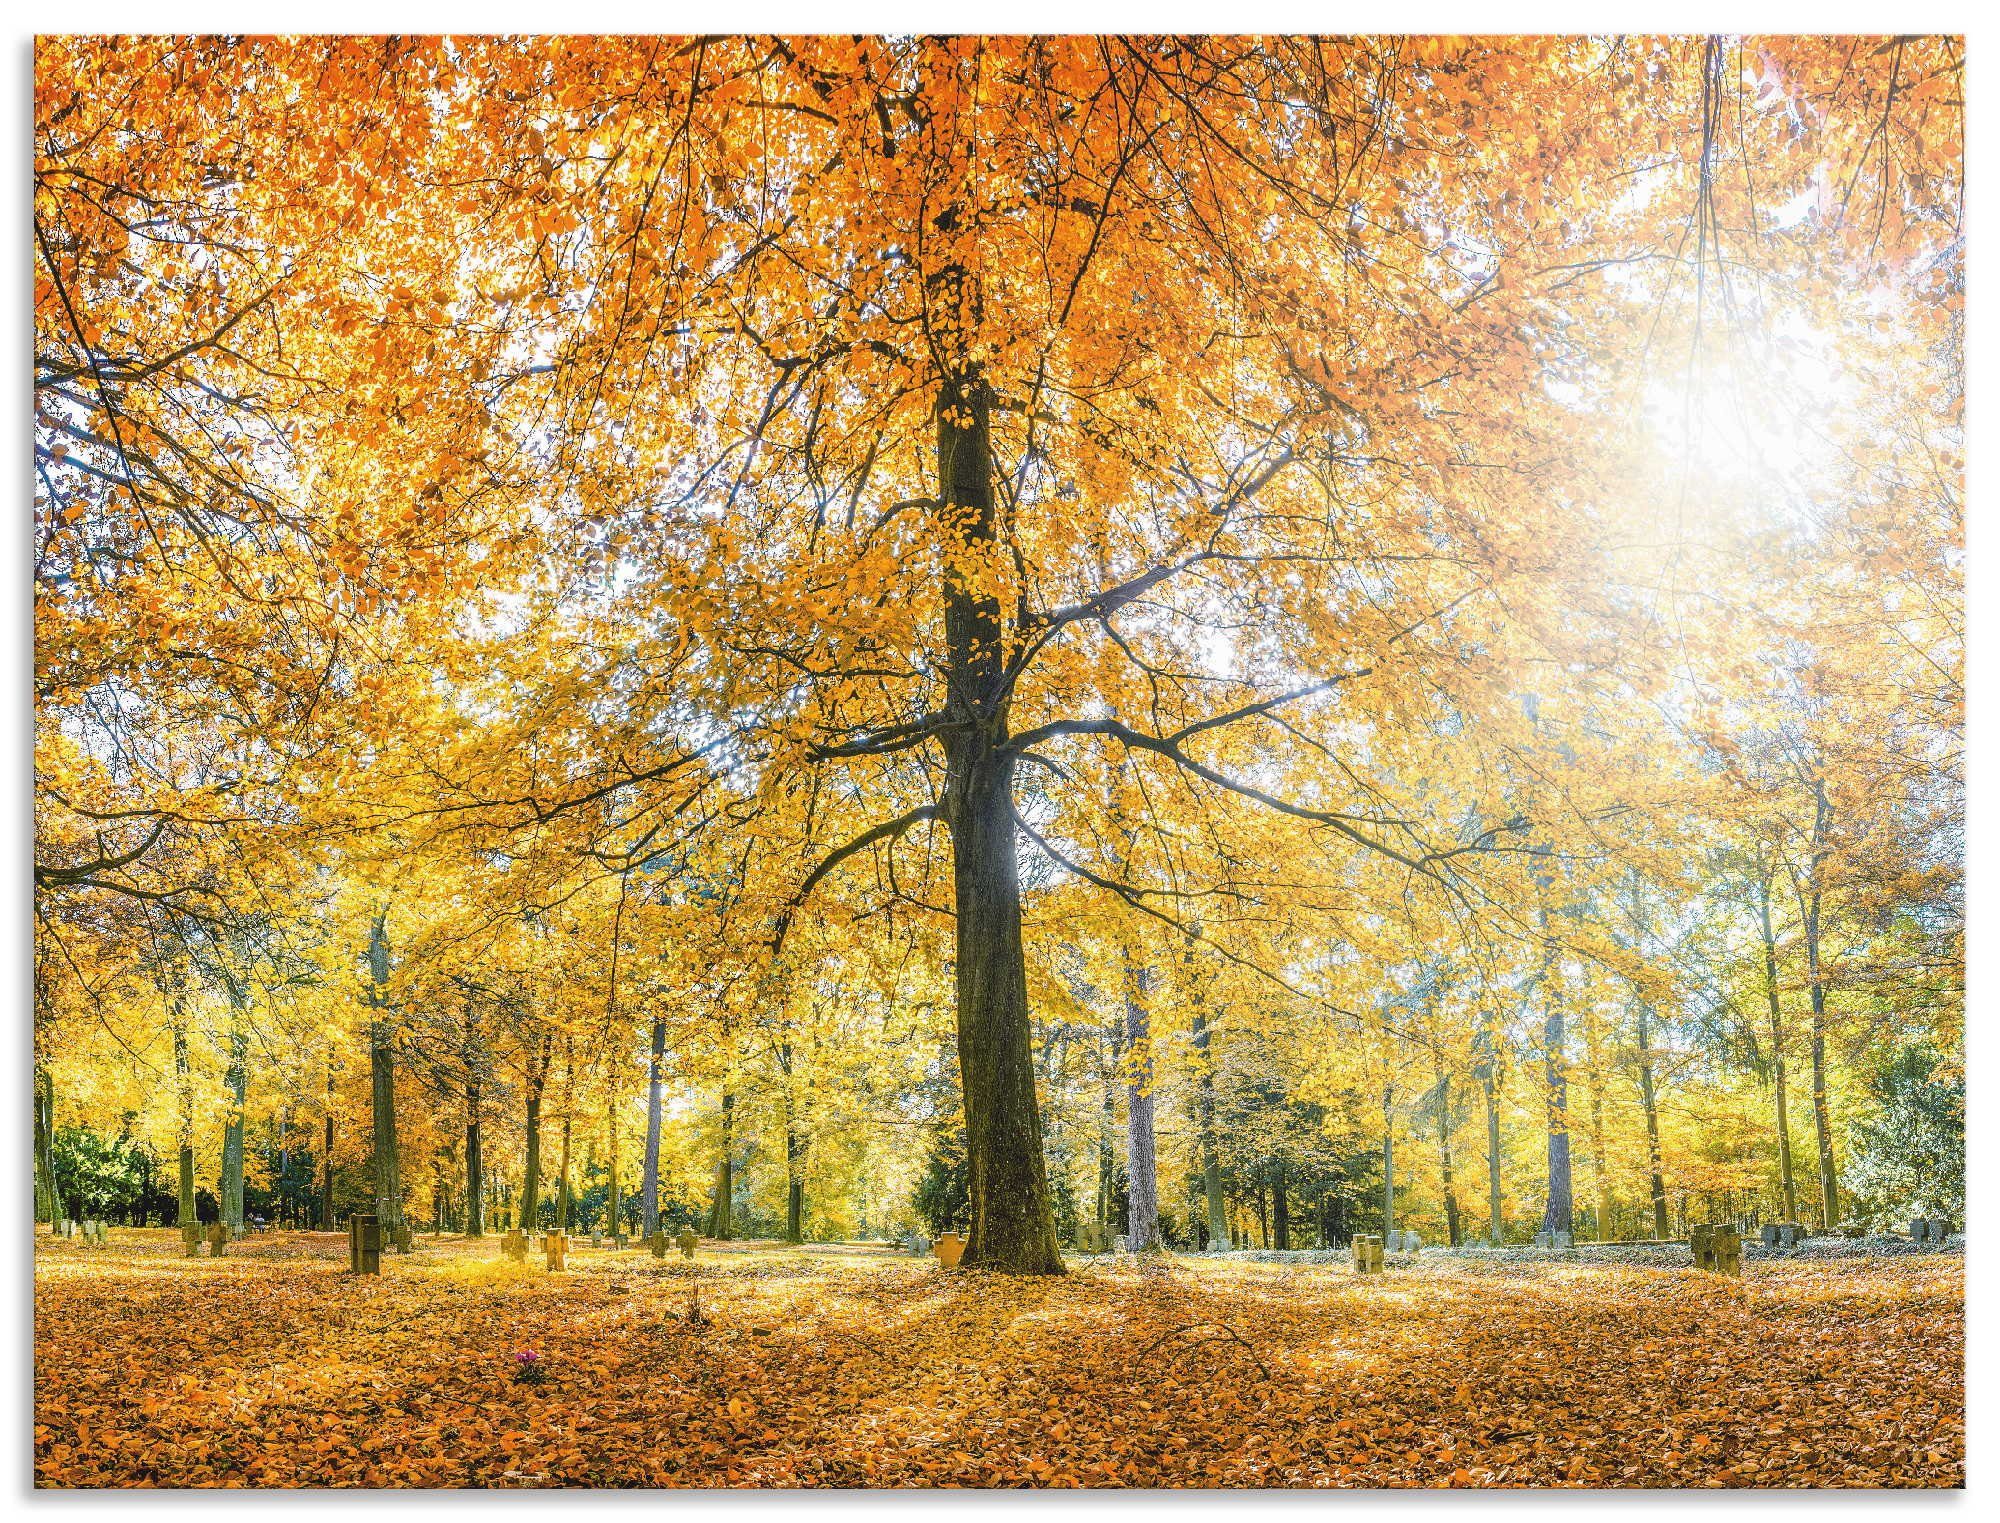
<box><xmin>34</xmin><ymin>1229</ymin><xmax>1963</xmax><ymax>1489</ymax></box>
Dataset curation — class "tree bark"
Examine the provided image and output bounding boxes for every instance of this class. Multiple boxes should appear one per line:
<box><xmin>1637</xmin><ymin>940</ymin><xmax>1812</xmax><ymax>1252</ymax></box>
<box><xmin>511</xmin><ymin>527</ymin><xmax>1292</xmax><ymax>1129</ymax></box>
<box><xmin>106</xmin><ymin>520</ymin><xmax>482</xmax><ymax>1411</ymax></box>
<box><xmin>221</xmin><ymin>978</ymin><xmax>249</xmax><ymax>1237</ymax></box>
<box><xmin>1122</xmin><ymin>959</ymin><xmax>1161</xmax><ymax>1251</ymax></box>
<box><xmin>173</xmin><ymin>1011</ymin><xmax>196</xmax><ymax>1229</ymax></box>
<box><xmin>321</xmin><ymin>1061</ymin><xmax>337</xmax><ymax>1231</ymax></box>
<box><xmin>1436</xmin><ymin>1065</ymin><xmax>1462</xmax><ymax>1246</ymax></box>
<box><xmin>935</xmin><ymin>371</ymin><xmax>1063</xmax><ymax>1274</ymax></box>
<box><xmin>520</xmin><ymin>1031</ymin><xmax>549</xmax><ymax>1232</ymax></box>
<box><xmin>1802</xmin><ymin>782</ymin><xmax>1840</xmax><ymax>1230</ymax></box>
<box><xmin>1635</xmin><ymin>1000</ymin><xmax>1670</xmax><ymax>1239</ymax></box>
<box><xmin>1272</xmin><ymin>1156</ymin><xmax>1290</xmax><ymax>1250</ymax></box>
<box><xmin>708</xmin><ymin>1090</ymin><xmax>733</xmax><ymax>1238</ymax></box>
<box><xmin>366</xmin><ymin>911</ymin><xmax>404</xmax><ymax>1239</ymax></box>
<box><xmin>464</xmin><ymin>1009</ymin><xmax>484</xmax><ymax>1237</ymax></box>
<box><xmin>1191</xmin><ymin>1007</ymin><xmax>1230</xmax><ymax>1250</ymax></box>
<box><xmin>35</xmin><ymin>1063</ymin><xmax>60</xmax><ymax>1229</ymax></box>
<box><xmin>1538</xmin><ymin>925</ymin><xmax>1573</xmax><ymax>1236</ymax></box>
<box><xmin>1381</xmin><ymin>1081</ymin><xmax>1396</xmax><ymax>1236</ymax></box>
<box><xmin>1757</xmin><ymin>863</ymin><xmax>1802</xmax><ymax>1223</ymax></box>
<box><xmin>641</xmin><ymin>1015</ymin><xmax>666</xmax><ymax>1238</ymax></box>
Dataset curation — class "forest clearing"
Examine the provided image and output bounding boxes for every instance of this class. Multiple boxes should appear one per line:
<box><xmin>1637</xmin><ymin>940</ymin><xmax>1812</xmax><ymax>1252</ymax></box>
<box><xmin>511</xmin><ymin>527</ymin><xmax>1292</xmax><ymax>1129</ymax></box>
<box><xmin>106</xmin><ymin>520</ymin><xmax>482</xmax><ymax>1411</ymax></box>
<box><xmin>33</xmin><ymin>32</ymin><xmax>1961</xmax><ymax>1492</ymax></box>
<box><xmin>33</xmin><ymin>1231</ymin><xmax>1964</xmax><ymax>1489</ymax></box>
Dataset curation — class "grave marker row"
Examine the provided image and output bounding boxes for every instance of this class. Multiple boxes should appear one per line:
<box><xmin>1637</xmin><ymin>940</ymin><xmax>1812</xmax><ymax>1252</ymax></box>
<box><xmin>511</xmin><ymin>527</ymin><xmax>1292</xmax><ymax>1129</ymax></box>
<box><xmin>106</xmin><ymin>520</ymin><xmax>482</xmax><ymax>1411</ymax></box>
<box><xmin>1910</xmin><ymin>1218</ymin><xmax>1954</xmax><ymax>1244</ymax></box>
<box><xmin>1760</xmin><ymin>1221</ymin><xmax>1808</xmax><ymax>1248</ymax></box>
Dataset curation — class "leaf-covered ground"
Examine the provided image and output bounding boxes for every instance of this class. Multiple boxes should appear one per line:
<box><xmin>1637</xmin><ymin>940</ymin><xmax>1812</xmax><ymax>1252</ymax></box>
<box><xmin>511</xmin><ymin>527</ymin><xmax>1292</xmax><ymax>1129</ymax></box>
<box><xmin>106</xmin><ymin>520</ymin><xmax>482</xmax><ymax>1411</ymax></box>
<box><xmin>34</xmin><ymin>1231</ymin><xmax>1963</xmax><ymax>1489</ymax></box>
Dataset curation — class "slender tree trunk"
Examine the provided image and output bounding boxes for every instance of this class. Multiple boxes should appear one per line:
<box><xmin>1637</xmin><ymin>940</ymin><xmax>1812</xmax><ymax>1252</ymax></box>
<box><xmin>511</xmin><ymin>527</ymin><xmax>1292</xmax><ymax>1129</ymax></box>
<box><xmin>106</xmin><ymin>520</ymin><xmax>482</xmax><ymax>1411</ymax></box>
<box><xmin>1483</xmin><ymin>1058</ymin><xmax>1504</xmax><ymax>1245</ymax></box>
<box><xmin>321</xmin><ymin>1061</ymin><xmax>336</xmax><ymax>1230</ymax></box>
<box><xmin>556</xmin><ymin>1111</ymin><xmax>574</xmax><ymax>1232</ymax></box>
<box><xmin>520</xmin><ymin>1033</ymin><xmax>548</xmax><ymax>1232</ymax></box>
<box><xmin>936</xmin><ymin>370</ymin><xmax>1062</xmax><ymax>1274</ymax></box>
<box><xmin>1122</xmin><ymin>959</ymin><xmax>1161</xmax><ymax>1251</ymax></box>
<box><xmin>465</xmin><ymin>1084</ymin><xmax>483</xmax><ymax>1238</ymax></box>
<box><xmin>1755</xmin><ymin>865</ymin><xmax>1802</xmax><ymax>1222</ymax></box>
<box><xmin>1381</xmin><ymin>1082</ymin><xmax>1396</xmax><ymax>1236</ymax></box>
<box><xmin>1272</xmin><ymin>1156</ymin><xmax>1290</xmax><ymax>1250</ymax></box>
<box><xmin>1437</xmin><ymin>1065</ymin><xmax>1462</xmax><ymax>1246</ymax></box>
<box><xmin>641</xmin><ymin>1015</ymin><xmax>666</xmax><ymax>1238</ymax></box>
<box><xmin>35</xmin><ymin>1064</ymin><xmax>60</xmax><ymax>1229</ymax></box>
<box><xmin>708</xmin><ymin>1090</ymin><xmax>733</xmax><ymax>1238</ymax></box>
<box><xmin>1583</xmin><ymin>1010</ymin><xmax>1611</xmax><ymax>1242</ymax></box>
<box><xmin>174</xmin><ymin>1014</ymin><xmax>196</xmax><ymax>1229</ymax></box>
<box><xmin>221</xmin><ymin>991</ymin><xmax>249</xmax><ymax>1237</ymax></box>
<box><xmin>1635</xmin><ymin>1001</ymin><xmax>1670</xmax><ymax>1239</ymax></box>
<box><xmin>1539</xmin><ymin>926</ymin><xmax>1573</xmax><ymax>1236</ymax></box>
<box><xmin>785</xmin><ymin>1121</ymin><xmax>805</xmax><ymax>1243</ymax></box>
<box><xmin>367</xmin><ymin>911</ymin><xmax>404</xmax><ymax>1240</ymax></box>
<box><xmin>1803</xmin><ymin>783</ymin><xmax>1839</xmax><ymax>1229</ymax></box>
<box><xmin>606</xmin><ymin>1083</ymin><xmax>620</xmax><ymax>1239</ymax></box>
<box><xmin>1191</xmin><ymin>1008</ymin><xmax>1230</xmax><ymax>1250</ymax></box>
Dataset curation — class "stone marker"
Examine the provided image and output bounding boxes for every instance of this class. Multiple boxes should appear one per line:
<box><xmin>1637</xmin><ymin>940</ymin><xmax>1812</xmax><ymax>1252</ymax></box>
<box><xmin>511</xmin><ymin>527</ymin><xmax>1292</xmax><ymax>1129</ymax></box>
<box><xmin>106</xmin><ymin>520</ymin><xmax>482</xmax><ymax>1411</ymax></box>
<box><xmin>348</xmin><ymin>1213</ymin><xmax>382</xmax><ymax>1275</ymax></box>
<box><xmin>207</xmin><ymin>1221</ymin><xmax>229</xmax><ymax>1257</ymax></box>
<box><xmin>1405</xmin><ymin>1232</ymin><xmax>1422</xmax><ymax>1255</ymax></box>
<box><xmin>933</xmin><ymin>1231</ymin><xmax>966</xmax><ymax>1269</ymax></box>
<box><xmin>1760</xmin><ymin>1222</ymin><xmax>1780</xmax><ymax>1247</ymax></box>
<box><xmin>1933</xmin><ymin>1218</ymin><xmax>1954</xmax><ymax>1243</ymax></box>
<box><xmin>182</xmin><ymin>1222</ymin><xmax>202</xmax><ymax>1257</ymax></box>
<box><xmin>676</xmin><ymin>1227</ymin><xmax>698</xmax><ymax>1259</ymax></box>
<box><xmin>394</xmin><ymin>1223</ymin><xmax>414</xmax><ymax>1254</ymax></box>
<box><xmin>648</xmin><ymin>1230</ymin><xmax>667</xmax><ymax>1258</ymax></box>
<box><xmin>1691</xmin><ymin>1222</ymin><xmax>1741</xmax><ymax>1275</ymax></box>
<box><xmin>501</xmin><ymin>1227</ymin><xmax>527</xmax><ymax>1262</ymax></box>
<box><xmin>545</xmin><ymin>1230</ymin><xmax>568</xmax><ymax>1271</ymax></box>
<box><xmin>1351</xmin><ymin>1233</ymin><xmax>1385</xmax><ymax>1274</ymax></box>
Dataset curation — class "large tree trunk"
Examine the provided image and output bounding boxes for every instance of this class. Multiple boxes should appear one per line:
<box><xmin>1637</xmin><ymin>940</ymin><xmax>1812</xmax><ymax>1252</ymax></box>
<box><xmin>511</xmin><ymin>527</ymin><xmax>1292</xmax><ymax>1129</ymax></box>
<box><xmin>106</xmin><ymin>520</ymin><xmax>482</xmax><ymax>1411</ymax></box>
<box><xmin>1757</xmin><ymin>866</ymin><xmax>1801</xmax><ymax>1223</ymax></box>
<box><xmin>1191</xmin><ymin>1008</ymin><xmax>1230</xmax><ymax>1251</ymax></box>
<box><xmin>366</xmin><ymin>912</ymin><xmax>403</xmax><ymax>1240</ymax></box>
<box><xmin>1635</xmin><ymin>1001</ymin><xmax>1671</xmax><ymax>1239</ymax></box>
<box><xmin>934</xmin><ymin>370</ymin><xmax>1062</xmax><ymax>1274</ymax></box>
<box><xmin>1121</xmin><ymin>959</ymin><xmax>1161</xmax><ymax>1251</ymax></box>
<box><xmin>641</xmin><ymin>1015</ymin><xmax>666</xmax><ymax>1238</ymax></box>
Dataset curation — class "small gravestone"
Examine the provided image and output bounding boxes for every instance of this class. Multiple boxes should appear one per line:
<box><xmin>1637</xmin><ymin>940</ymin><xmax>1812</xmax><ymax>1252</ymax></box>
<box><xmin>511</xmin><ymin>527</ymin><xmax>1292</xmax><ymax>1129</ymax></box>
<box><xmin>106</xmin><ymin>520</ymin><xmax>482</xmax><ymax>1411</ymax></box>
<box><xmin>348</xmin><ymin>1213</ymin><xmax>382</xmax><ymax>1275</ymax></box>
<box><xmin>648</xmin><ymin>1230</ymin><xmax>667</xmax><ymax>1258</ymax></box>
<box><xmin>1532</xmin><ymin>1229</ymin><xmax>1550</xmax><ymax>1249</ymax></box>
<box><xmin>1405</xmin><ymin>1231</ymin><xmax>1422</xmax><ymax>1255</ymax></box>
<box><xmin>206</xmin><ymin>1221</ymin><xmax>228</xmax><ymax>1257</ymax></box>
<box><xmin>393</xmin><ymin>1224</ymin><xmax>413</xmax><ymax>1254</ymax></box>
<box><xmin>1933</xmin><ymin>1218</ymin><xmax>1954</xmax><ymax>1243</ymax></box>
<box><xmin>933</xmin><ymin>1231</ymin><xmax>966</xmax><ymax>1269</ymax></box>
<box><xmin>181</xmin><ymin>1222</ymin><xmax>202</xmax><ymax>1257</ymax></box>
<box><xmin>1691</xmin><ymin>1222</ymin><xmax>1741</xmax><ymax>1275</ymax></box>
<box><xmin>501</xmin><ymin>1227</ymin><xmax>527</xmax><ymax>1262</ymax></box>
<box><xmin>1761</xmin><ymin>1222</ymin><xmax>1780</xmax><ymax>1247</ymax></box>
<box><xmin>1778</xmin><ymin>1222</ymin><xmax>1807</xmax><ymax>1248</ymax></box>
<box><xmin>545</xmin><ymin>1230</ymin><xmax>568</xmax><ymax>1271</ymax></box>
<box><xmin>909</xmin><ymin>1232</ymin><xmax>931</xmax><ymax>1256</ymax></box>
<box><xmin>1351</xmin><ymin>1233</ymin><xmax>1384</xmax><ymax>1274</ymax></box>
<box><xmin>62</xmin><ymin>1219</ymin><xmax>78</xmax><ymax>1239</ymax></box>
<box><xmin>676</xmin><ymin>1228</ymin><xmax>698</xmax><ymax>1259</ymax></box>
